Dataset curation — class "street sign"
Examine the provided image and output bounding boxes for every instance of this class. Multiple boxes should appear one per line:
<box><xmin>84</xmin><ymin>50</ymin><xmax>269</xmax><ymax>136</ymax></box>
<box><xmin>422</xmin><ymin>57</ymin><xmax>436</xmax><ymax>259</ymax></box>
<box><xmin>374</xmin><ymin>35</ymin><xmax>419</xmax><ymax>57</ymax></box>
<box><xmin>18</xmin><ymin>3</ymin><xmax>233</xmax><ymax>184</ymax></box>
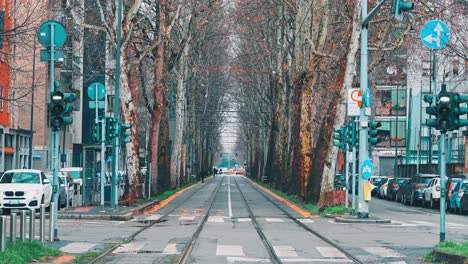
<box><xmin>347</xmin><ymin>88</ymin><xmax>362</xmax><ymax>116</ymax></box>
<box><xmin>40</xmin><ymin>50</ymin><xmax>64</xmax><ymax>62</ymax></box>
<box><xmin>363</xmin><ymin>88</ymin><xmax>371</xmax><ymax>107</ymax></box>
<box><xmin>37</xmin><ymin>20</ymin><xmax>67</xmax><ymax>48</ymax></box>
<box><xmin>89</xmin><ymin>101</ymin><xmax>105</xmax><ymax>109</ymax></box>
<box><xmin>420</xmin><ymin>20</ymin><xmax>450</xmax><ymax>50</ymax></box>
<box><xmin>361</xmin><ymin>159</ymin><xmax>373</xmax><ymax>179</ymax></box>
<box><xmin>87</xmin><ymin>82</ymin><xmax>106</xmax><ymax>101</ymax></box>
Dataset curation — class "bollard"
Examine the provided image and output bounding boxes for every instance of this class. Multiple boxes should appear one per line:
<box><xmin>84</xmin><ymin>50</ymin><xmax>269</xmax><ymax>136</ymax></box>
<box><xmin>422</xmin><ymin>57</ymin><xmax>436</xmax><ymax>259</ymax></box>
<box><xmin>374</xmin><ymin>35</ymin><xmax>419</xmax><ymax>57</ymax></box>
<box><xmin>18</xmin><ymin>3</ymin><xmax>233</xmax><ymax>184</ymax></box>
<box><xmin>1</xmin><ymin>216</ymin><xmax>6</xmax><ymax>252</ymax></box>
<box><xmin>40</xmin><ymin>204</ymin><xmax>46</xmax><ymax>243</ymax></box>
<box><xmin>29</xmin><ymin>209</ymin><xmax>35</xmax><ymax>241</ymax></box>
<box><xmin>49</xmin><ymin>202</ymin><xmax>55</xmax><ymax>242</ymax></box>
<box><xmin>20</xmin><ymin>211</ymin><xmax>26</xmax><ymax>240</ymax></box>
<box><xmin>10</xmin><ymin>213</ymin><xmax>17</xmax><ymax>245</ymax></box>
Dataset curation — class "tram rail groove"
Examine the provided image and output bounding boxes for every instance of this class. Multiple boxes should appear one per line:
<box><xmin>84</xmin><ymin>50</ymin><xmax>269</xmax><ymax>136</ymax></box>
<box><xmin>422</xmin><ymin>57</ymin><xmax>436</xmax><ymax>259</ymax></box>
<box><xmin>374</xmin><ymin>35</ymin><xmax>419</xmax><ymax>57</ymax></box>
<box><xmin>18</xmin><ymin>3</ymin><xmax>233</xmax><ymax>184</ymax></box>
<box><xmin>241</xmin><ymin>176</ymin><xmax>365</xmax><ymax>264</ymax></box>
<box><xmin>89</xmin><ymin>177</ymin><xmax>218</xmax><ymax>264</ymax></box>
<box><xmin>233</xmin><ymin>176</ymin><xmax>282</xmax><ymax>264</ymax></box>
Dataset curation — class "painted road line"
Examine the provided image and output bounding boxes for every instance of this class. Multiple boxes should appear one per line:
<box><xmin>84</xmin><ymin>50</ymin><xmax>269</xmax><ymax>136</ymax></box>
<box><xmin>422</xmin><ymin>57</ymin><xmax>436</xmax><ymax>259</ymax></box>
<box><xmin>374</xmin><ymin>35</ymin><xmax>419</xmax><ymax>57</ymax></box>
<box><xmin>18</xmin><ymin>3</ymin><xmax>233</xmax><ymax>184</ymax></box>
<box><xmin>387</xmin><ymin>262</ymin><xmax>407</xmax><ymax>264</ymax></box>
<box><xmin>113</xmin><ymin>242</ymin><xmax>145</xmax><ymax>254</ymax></box>
<box><xmin>298</xmin><ymin>218</ymin><xmax>314</xmax><ymax>224</ymax></box>
<box><xmin>362</xmin><ymin>247</ymin><xmax>403</xmax><ymax>258</ymax></box>
<box><xmin>216</xmin><ymin>245</ymin><xmax>245</xmax><ymax>256</ymax></box>
<box><xmin>60</xmin><ymin>242</ymin><xmax>97</xmax><ymax>254</ymax></box>
<box><xmin>208</xmin><ymin>216</ymin><xmax>225</xmax><ymax>223</ymax></box>
<box><xmin>274</xmin><ymin>246</ymin><xmax>298</xmax><ymax>257</ymax></box>
<box><xmin>411</xmin><ymin>221</ymin><xmax>437</xmax><ymax>226</ymax></box>
<box><xmin>244</xmin><ymin>176</ymin><xmax>315</xmax><ymax>218</ymax></box>
<box><xmin>163</xmin><ymin>243</ymin><xmax>180</xmax><ymax>254</ymax></box>
<box><xmin>282</xmin><ymin>258</ymin><xmax>352</xmax><ymax>263</ymax></box>
<box><xmin>178</xmin><ymin>216</ymin><xmax>196</xmax><ymax>221</ymax></box>
<box><xmin>227</xmin><ymin>257</ymin><xmax>271</xmax><ymax>263</ymax></box>
<box><xmin>228</xmin><ymin>175</ymin><xmax>233</xmax><ymax>217</ymax></box>
<box><xmin>146</xmin><ymin>214</ymin><xmax>162</xmax><ymax>221</ymax></box>
<box><xmin>316</xmin><ymin>247</ymin><xmax>347</xmax><ymax>258</ymax></box>
<box><xmin>265</xmin><ymin>218</ymin><xmax>285</xmax><ymax>223</ymax></box>
<box><xmin>237</xmin><ymin>218</ymin><xmax>252</xmax><ymax>222</ymax></box>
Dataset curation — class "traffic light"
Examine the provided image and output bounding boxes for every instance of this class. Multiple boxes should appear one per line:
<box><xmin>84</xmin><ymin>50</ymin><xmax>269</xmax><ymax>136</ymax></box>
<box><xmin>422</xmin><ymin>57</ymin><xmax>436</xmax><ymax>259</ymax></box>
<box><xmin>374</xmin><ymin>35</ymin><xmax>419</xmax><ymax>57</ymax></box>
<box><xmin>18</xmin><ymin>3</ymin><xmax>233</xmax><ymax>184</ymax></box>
<box><xmin>49</xmin><ymin>90</ymin><xmax>77</xmax><ymax>131</ymax></box>
<box><xmin>106</xmin><ymin>117</ymin><xmax>116</xmax><ymax>141</ymax></box>
<box><xmin>437</xmin><ymin>92</ymin><xmax>452</xmax><ymax>132</ymax></box>
<box><xmin>391</xmin><ymin>0</ymin><xmax>414</xmax><ymax>20</ymax></box>
<box><xmin>346</xmin><ymin>121</ymin><xmax>358</xmax><ymax>148</ymax></box>
<box><xmin>333</xmin><ymin>127</ymin><xmax>346</xmax><ymax>149</ymax></box>
<box><xmin>368</xmin><ymin>121</ymin><xmax>382</xmax><ymax>146</ymax></box>
<box><xmin>423</xmin><ymin>94</ymin><xmax>439</xmax><ymax>129</ymax></box>
<box><xmin>120</xmin><ymin>123</ymin><xmax>131</xmax><ymax>144</ymax></box>
<box><xmin>452</xmin><ymin>93</ymin><xmax>468</xmax><ymax>129</ymax></box>
<box><xmin>92</xmin><ymin>123</ymin><xmax>101</xmax><ymax>143</ymax></box>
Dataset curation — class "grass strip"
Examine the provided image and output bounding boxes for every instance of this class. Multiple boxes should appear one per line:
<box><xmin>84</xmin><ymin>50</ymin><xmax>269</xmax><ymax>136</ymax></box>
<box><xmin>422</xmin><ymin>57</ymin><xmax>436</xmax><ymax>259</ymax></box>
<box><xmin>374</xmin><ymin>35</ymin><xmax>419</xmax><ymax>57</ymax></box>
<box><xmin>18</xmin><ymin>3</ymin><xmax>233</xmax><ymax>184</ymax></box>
<box><xmin>72</xmin><ymin>252</ymin><xmax>100</xmax><ymax>263</ymax></box>
<box><xmin>0</xmin><ymin>241</ymin><xmax>61</xmax><ymax>264</ymax></box>
<box><xmin>435</xmin><ymin>241</ymin><xmax>468</xmax><ymax>257</ymax></box>
<box><xmin>320</xmin><ymin>205</ymin><xmax>349</xmax><ymax>216</ymax></box>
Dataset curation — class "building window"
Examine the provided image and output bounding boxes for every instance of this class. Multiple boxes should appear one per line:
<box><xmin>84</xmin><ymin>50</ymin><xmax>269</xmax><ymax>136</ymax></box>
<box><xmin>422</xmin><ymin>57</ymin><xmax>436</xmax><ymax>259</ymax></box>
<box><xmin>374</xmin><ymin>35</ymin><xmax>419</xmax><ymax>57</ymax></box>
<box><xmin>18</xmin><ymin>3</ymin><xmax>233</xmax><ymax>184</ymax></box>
<box><xmin>422</xmin><ymin>60</ymin><xmax>431</xmax><ymax>77</ymax></box>
<box><xmin>374</xmin><ymin>86</ymin><xmax>407</xmax><ymax>117</ymax></box>
<box><xmin>378</xmin><ymin>120</ymin><xmax>406</xmax><ymax>147</ymax></box>
<box><xmin>452</xmin><ymin>60</ymin><xmax>459</xmax><ymax>76</ymax></box>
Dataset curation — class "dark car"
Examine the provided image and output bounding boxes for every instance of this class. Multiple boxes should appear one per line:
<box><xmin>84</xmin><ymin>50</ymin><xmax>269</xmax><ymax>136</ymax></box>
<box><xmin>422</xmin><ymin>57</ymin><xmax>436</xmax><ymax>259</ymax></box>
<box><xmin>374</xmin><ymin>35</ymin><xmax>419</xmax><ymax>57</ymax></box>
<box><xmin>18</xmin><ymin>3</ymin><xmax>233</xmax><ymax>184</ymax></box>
<box><xmin>460</xmin><ymin>184</ymin><xmax>468</xmax><ymax>214</ymax></box>
<box><xmin>370</xmin><ymin>176</ymin><xmax>388</xmax><ymax>197</ymax></box>
<box><xmin>401</xmin><ymin>173</ymin><xmax>438</xmax><ymax>206</ymax></box>
<box><xmin>387</xmin><ymin>178</ymin><xmax>410</xmax><ymax>201</ymax></box>
<box><xmin>396</xmin><ymin>179</ymin><xmax>411</xmax><ymax>203</ymax></box>
<box><xmin>334</xmin><ymin>174</ymin><xmax>346</xmax><ymax>190</ymax></box>
<box><xmin>446</xmin><ymin>176</ymin><xmax>466</xmax><ymax>211</ymax></box>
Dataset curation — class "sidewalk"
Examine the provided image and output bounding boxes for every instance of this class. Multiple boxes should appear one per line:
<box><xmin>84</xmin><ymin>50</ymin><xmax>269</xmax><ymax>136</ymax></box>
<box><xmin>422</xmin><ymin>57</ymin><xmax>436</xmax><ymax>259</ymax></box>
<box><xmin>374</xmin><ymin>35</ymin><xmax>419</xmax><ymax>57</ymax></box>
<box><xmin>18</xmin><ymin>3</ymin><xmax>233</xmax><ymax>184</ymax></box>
<box><xmin>58</xmin><ymin>199</ymin><xmax>161</xmax><ymax>221</ymax></box>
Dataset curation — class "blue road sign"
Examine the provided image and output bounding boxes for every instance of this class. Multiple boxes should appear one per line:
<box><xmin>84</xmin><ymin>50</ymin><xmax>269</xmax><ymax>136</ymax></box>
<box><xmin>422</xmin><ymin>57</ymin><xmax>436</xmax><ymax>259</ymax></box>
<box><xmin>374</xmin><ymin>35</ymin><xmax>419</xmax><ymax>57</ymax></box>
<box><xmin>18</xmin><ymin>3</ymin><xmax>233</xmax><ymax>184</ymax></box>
<box><xmin>37</xmin><ymin>20</ymin><xmax>67</xmax><ymax>48</ymax></box>
<box><xmin>420</xmin><ymin>20</ymin><xmax>450</xmax><ymax>50</ymax></box>
<box><xmin>87</xmin><ymin>82</ymin><xmax>106</xmax><ymax>101</ymax></box>
<box><xmin>363</xmin><ymin>88</ymin><xmax>371</xmax><ymax>107</ymax></box>
<box><xmin>361</xmin><ymin>160</ymin><xmax>373</xmax><ymax>179</ymax></box>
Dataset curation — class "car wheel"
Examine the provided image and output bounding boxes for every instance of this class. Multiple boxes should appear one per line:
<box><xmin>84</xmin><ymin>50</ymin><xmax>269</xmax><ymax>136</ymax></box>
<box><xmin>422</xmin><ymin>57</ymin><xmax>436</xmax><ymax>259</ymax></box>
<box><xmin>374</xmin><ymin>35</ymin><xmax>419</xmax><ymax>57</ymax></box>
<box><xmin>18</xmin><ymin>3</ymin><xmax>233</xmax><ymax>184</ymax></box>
<box><xmin>402</xmin><ymin>194</ymin><xmax>406</xmax><ymax>205</ymax></box>
<box><xmin>430</xmin><ymin>196</ymin><xmax>434</xmax><ymax>209</ymax></box>
<box><xmin>2</xmin><ymin>208</ymin><xmax>11</xmax><ymax>215</ymax></box>
<box><xmin>447</xmin><ymin>201</ymin><xmax>452</xmax><ymax>213</ymax></box>
<box><xmin>410</xmin><ymin>195</ymin><xmax>415</xmax><ymax>206</ymax></box>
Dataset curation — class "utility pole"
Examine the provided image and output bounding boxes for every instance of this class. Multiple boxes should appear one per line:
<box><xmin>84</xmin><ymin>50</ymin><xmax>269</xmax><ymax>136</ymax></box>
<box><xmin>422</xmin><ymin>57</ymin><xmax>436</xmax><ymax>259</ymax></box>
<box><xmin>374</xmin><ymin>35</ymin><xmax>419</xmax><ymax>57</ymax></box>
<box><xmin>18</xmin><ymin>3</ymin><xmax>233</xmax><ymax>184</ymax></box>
<box><xmin>28</xmin><ymin>38</ymin><xmax>37</xmax><ymax>169</ymax></box>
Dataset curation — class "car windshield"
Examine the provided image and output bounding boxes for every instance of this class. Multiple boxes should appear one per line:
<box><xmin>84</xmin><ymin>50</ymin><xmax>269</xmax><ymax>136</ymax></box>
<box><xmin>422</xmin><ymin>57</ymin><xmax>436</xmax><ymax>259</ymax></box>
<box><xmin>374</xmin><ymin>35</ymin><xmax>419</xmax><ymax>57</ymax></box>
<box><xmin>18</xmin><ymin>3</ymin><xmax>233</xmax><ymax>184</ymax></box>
<box><xmin>420</xmin><ymin>178</ymin><xmax>433</xmax><ymax>184</ymax></box>
<box><xmin>372</xmin><ymin>178</ymin><xmax>385</xmax><ymax>184</ymax></box>
<box><xmin>336</xmin><ymin>175</ymin><xmax>345</xmax><ymax>181</ymax></box>
<box><xmin>0</xmin><ymin>172</ymin><xmax>41</xmax><ymax>184</ymax></box>
<box><xmin>396</xmin><ymin>178</ymin><xmax>407</xmax><ymax>184</ymax></box>
<box><xmin>67</xmin><ymin>171</ymin><xmax>81</xmax><ymax>179</ymax></box>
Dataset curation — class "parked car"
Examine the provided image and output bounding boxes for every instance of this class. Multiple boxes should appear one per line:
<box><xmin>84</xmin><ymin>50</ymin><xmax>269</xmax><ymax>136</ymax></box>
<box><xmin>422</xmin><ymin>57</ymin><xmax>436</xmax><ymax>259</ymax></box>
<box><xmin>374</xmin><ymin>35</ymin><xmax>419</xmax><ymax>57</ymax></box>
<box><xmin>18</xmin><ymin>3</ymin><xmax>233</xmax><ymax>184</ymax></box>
<box><xmin>334</xmin><ymin>174</ymin><xmax>346</xmax><ymax>190</ymax></box>
<box><xmin>387</xmin><ymin>178</ymin><xmax>409</xmax><ymax>201</ymax></box>
<box><xmin>370</xmin><ymin>176</ymin><xmax>387</xmax><ymax>197</ymax></box>
<box><xmin>446</xmin><ymin>177</ymin><xmax>466</xmax><ymax>212</ymax></box>
<box><xmin>396</xmin><ymin>179</ymin><xmax>411</xmax><ymax>203</ymax></box>
<box><xmin>448</xmin><ymin>180</ymin><xmax>468</xmax><ymax>214</ymax></box>
<box><xmin>423</xmin><ymin>177</ymin><xmax>440</xmax><ymax>209</ymax></box>
<box><xmin>45</xmin><ymin>172</ymin><xmax>69</xmax><ymax>209</ymax></box>
<box><xmin>459</xmin><ymin>184</ymin><xmax>468</xmax><ymax>214</ymax></box>
<box><xmin>401</xmin><ymin>173</ymin><xmax>438</xmax><ymax>206</ymax></box>
<box><xmin>0</xmin><ymin>169</ymin><xmax>52</xmax><ymax>215</ymax></box>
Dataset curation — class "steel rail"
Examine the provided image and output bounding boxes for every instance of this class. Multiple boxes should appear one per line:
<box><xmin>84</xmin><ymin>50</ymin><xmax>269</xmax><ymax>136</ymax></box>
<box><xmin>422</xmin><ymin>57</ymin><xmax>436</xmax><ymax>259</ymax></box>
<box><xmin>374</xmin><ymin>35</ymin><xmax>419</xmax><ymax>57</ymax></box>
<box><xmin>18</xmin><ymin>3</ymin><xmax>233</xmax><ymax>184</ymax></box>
<box><xmin>241</xmin><ymin>176</ymin><xmax>365</xmax><ymax>264</ymax></box>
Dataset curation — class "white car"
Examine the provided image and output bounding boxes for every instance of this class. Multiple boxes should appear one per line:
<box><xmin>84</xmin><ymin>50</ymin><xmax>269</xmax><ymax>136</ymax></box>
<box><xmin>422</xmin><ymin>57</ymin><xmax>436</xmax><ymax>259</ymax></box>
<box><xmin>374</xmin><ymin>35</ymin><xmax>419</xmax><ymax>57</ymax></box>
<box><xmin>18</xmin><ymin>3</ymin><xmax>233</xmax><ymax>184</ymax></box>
<box><xmin>0</xmin><ymin>169</ymin><xmax>52</xmax><ymax>214</ymax></box>
<box><xmin>423</xmin><ymin>177</ymin><xmax>440</xmax><ymax>209</ymax></box>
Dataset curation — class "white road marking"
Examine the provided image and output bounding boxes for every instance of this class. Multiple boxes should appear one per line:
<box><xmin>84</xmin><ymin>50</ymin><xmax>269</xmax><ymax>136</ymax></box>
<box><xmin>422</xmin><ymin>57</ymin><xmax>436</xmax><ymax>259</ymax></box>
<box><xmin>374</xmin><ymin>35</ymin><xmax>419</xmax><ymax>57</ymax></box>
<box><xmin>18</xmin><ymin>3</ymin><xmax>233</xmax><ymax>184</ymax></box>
<box><xmin>390</xmin><ymin>220</ymin><xmax>418</xmax><ymax>227</ymax></box>
<box><xmin>216</xmin><ymin>245</ymin><xmax>245</xmax><ymax>256</ymax></box>
<box><xmin>362</xmin><ymin>247</ymin><xmax>403</xmax><ymax>258</ymax></box>
<box><xmin>282</xmin><ymin>259</ymin><xmax>352</xmax><ymax>263</ymax></box>
<box><xmin>208</xmin><ymin>216</ymin><xmax>225</xmax><ymax>222</ymax></box>
<box><xmin>146</xmin><ymin>214</ymin><xmax>162</xmax><ymax>221</ymax></box>
<box><xmin>265</xmin><ymin>218</ymin><xmax>285</xmax><ymax>223</ymax></box>
<box><xmin>228</xmin><ymin>175</ymin><xmax>233</xmax><ymax>217</ymax></box>
<box><xmin>237</xmin><ymin>218</ymin><xmax>252</xmax><ymax>222</ymax></box>
<box><xmin>316</xmin><ymin>247</ymin><xmax>346</xmax><ymax>258</ymax></box>
<box><xmin>274</xmin><ymin>246</ymin><xmax>298</xmax><ymax>257</ymax></box>
<box><xmin>60</xmin><ymin>242</ymin><xmax>97</xmax><ymax>254</ymax></box>
<box><xmin>387</xmin><ymin>262</ymin><xmax>407</xmax><ymax>264</ymax></box>
<box><xmin>447</xmin><ymin>222</ymin><xmax>465</xmax><ymax>227</ymax></box>
<box><xmin>227</xmin><ymin>257</ymin><xmax>271</xmax><ymax>263</ymax></box>
<box><xmin>298</xmin><ymin>218</ymin><xmax>314</xmax><ymax>224</ymax></box>
<box><xmin>112</xmin><ymin>243</ymin><xmax>145</xmax><ymax>254</ymax></box>
<box><xmin>411</xmin><ymin>221</ymin><xmax>437</xmax><ymax>226</ymax></box>
<box><xmin>178</xmin><ymin>216</ymin><xmax>196</xmax><ymax>221</ymax></box>
<box><xmin>163</xmin><ymin>243</ymin><xmax>180</xmax><ymax>254</ymax></box>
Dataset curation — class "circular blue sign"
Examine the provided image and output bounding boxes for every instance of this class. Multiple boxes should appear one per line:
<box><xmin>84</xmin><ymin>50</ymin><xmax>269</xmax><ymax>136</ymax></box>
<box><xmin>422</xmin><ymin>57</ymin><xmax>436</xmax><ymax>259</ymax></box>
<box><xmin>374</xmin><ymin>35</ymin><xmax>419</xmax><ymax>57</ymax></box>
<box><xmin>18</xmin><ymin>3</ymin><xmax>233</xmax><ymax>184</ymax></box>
<box><xmin>420</xmin><ymin>20</ymin><xmax>450</xmax><ymax>50</ymax></box>
<box><xmin>363</xmin><ymin>88</ymin><xmax>372</xmax><ymax>107</ymax></box>
<box><xmin>37</xmin><ymin>20</ymin><xmax>67</xmax><ymax>48</ymax></box>
<box><xmin>361</xmin><ymin>160</ymin><xmax>373</xmax><ymax>179</ymax></box>
<box><xmin>87</xmin><ymin>82</ymin><xmax>106</xmax><ymax>100</ymax></box>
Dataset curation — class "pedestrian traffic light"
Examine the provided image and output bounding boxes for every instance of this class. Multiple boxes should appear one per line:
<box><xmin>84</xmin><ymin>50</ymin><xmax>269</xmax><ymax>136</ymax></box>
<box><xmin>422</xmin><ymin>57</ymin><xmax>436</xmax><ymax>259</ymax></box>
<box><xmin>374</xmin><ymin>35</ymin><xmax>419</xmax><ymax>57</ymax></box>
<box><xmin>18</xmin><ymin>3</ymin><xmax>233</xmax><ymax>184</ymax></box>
<box><xmin>391</xmin><ymin>0</ymin><xmax>414</xmax><ymax>20</ymax></box>
<box><xmin>333</xmin><ymin>127</ymin><xmax>346</xmax><ymax>149</ymax></box>
<box><xmin>368</xmin><ymin>121</ymin><xmax>381</xmax><ymax>146</ymax></box>
<box><xmin>92</xmin><ymin>123</ymin><xmax>101</xmax><ymax>143</ymax></box>
<box><xmin>452</xmin><ymin>93</ymin><xmax>468</xmax><ymax>129</ymax></box>
<box><xmin>120</xmin><ymin>123</ymin><xmax>131</xmax><ymax>144</ymax></box>
<box><xmin>49</xmin><ymin>90</ymin><xmax>77</xmax><ymax>131</ymax></box>
<box><xmin>106</xmin><ymin>117</ymin><xmax>116</xmax><ymax>141</ymax></box>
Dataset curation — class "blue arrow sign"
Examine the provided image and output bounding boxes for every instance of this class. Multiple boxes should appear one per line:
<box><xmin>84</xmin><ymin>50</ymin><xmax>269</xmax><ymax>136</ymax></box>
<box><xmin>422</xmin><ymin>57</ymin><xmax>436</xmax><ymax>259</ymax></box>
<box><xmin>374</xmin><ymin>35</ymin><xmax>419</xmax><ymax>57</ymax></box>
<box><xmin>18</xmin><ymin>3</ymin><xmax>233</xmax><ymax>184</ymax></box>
<box><xmin>363</xmin><ymin>88</ymin><xmax>371</xmax><ymax>107</ymax></box>
<box><xmin>361</xmin><ymin>160</ymin><xmax>373</xmax><ymax>180</ymax></box>
<box><xmin>420</xmin><ymin>20</ymin><xmax>450</xmax><ymax>50</ymax></box>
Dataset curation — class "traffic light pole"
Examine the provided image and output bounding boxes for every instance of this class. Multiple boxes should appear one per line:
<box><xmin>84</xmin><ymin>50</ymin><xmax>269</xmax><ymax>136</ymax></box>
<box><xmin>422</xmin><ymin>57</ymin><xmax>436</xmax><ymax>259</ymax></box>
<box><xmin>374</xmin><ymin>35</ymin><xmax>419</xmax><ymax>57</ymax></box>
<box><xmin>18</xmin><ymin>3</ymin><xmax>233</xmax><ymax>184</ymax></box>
<box><xmin>345</xmin><ymin>146</ymin><xmax>349</xmax><ymax>209</ymax></box>
<box><xmin>49</xmin><ymin>23</ymin><xmax>59</xmax><ymax>240</ymax></box>
<box><xmin>440</xmin><ymin>132</ymin><xmax>446</xmax><ymax>242</ymax></box>
<box><xmin>352</xmin><ymin>118</ymin><xmax>357</xmax><ymax>215</ymax></box>
<box><xmin>111</xmin><ymin>0</ymin><xmax>123</xmax><ymax>208</ymax></box>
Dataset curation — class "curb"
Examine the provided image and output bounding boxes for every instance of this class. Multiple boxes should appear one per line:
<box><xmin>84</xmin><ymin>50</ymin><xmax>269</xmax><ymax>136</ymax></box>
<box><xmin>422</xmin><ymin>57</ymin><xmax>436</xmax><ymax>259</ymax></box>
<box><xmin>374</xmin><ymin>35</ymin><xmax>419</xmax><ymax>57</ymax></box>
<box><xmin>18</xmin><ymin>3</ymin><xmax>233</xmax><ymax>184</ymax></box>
<box><xmin>324</xmin><ymin>214</ymin><xmax>345</xmax><ymax>218</ymax></box>
<box><xmin>433</xmin><ymin>249</ymin><xmax>468</xmax><ymax>264</ymax></box>
<box><xmin>335</xmin><ymin>216</ymin><xmax>391</xmax><ymax>224</ymax></box>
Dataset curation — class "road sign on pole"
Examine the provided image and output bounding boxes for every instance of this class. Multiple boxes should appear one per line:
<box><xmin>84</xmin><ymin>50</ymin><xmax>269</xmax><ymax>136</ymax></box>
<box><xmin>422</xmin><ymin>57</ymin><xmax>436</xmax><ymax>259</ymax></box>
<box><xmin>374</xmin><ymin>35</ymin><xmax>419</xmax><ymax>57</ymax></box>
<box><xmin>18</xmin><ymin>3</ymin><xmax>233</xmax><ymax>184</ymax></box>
<box><xmin>347</xmin><ymin>88</ymin><xmax>362</xmax><ymax>116</ymax></box>
<box><xmin>37</xmin><ymin>20</ymin><xmax>67</xmax><ymax>48</ymax></box>
<box><xmin>361</xmin><ymin>160</ymin><xmax>373</xmax><ymax>180</ymax></box>
<box><xmin>420</xmin><ymin>20</ymin><xmax>450</xmax><ymax>50</ymax></box>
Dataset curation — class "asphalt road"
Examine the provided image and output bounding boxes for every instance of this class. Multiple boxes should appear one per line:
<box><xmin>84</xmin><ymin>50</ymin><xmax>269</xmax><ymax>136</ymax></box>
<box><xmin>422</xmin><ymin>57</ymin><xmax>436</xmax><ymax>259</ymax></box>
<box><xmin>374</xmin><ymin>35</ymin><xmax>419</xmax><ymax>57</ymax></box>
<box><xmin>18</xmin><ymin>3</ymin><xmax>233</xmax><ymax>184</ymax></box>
<box><xmin>4</xmin><ymin>175</ymin><xmax>467</xmax><ymax>263</ymax></box>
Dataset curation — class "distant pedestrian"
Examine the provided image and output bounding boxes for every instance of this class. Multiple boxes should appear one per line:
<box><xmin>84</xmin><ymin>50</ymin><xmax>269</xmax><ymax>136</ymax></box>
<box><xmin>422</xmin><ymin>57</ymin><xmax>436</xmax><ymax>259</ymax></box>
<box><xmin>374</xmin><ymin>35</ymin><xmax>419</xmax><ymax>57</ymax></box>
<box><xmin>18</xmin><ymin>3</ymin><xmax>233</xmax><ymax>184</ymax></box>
<box><xmin>22</xmin><ymin>165</ymin><xmax>27</xmax><ymax>169</ymax></box>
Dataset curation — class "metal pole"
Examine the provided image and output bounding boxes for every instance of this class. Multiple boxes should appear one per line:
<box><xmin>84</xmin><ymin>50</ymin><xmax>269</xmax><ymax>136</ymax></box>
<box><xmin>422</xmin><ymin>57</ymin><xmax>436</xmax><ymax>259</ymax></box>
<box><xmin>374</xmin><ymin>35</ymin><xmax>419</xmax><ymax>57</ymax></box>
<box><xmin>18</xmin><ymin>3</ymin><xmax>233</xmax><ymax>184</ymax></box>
<box><xmin>40</xmin><ymin>204</ymin><xmax>45</xmax><ymax>243</ymax></box>
<box><xmin>345</xmin><ymin>147</ymin><xmax>349</xmax><ymax>209</ymax></box>
<box><xmin>358</xmin><ymin>0</ymin><xmax>370</xmax><ymax>218</ymax></box>
<box><xmin>352</xmin><ymin>121</ymin><xmax>357</xmax><ymax>215</ymax></box>
<box><xmin>440</xmin><ymin>132</ymin><xmax>447</xmax><ymax>242</ymax></box>
<box><xmin>0</xmin><ymin>216</ymin><xmax>6</xmax><ymax>252</ymax></box>
<box><xmin>10</xmin><ymin>213</ymin><xmax>16</xmax><ymax>245</ymax></box>
<box><xmin>20</xmin><ymin>211</ymin><xmax>26</xmax><ymax>240</ymax></box>
<box><xmin>29</xmin><ymin>38</ymin><xmax>37</xmax><ymax>169</ymax></box>
<box><xmin>49</xmin><ymin>22</ymin><xmax>59</xmax><ymax>241</ymax></box>
<box><xmin>29</xmin><ymin>210</ymin><xmax>35</xmax><ymax>241</ymax></box>
<box><xmin>148</xmin><ymin>163</ymin><xmax>152</xmax><ymax>199</ymax></box>
<box><xmin>101</xmin><ymin>117</ymin><xmax>106</xmax><ymax>206</ymax></box>
<box><xmin>49</xmin><ymin>202</ymin><xmax>55</xmax><ymax>242</ymax></box>
<box><xmin>394</xmin><ymin>86</ymin><xmax>399</xmax><ymax>177</ymax></box>
<box><xmin>111</xmin><ymin>0</ymin><xmax>123</xmax><ymax>208</ymax></box>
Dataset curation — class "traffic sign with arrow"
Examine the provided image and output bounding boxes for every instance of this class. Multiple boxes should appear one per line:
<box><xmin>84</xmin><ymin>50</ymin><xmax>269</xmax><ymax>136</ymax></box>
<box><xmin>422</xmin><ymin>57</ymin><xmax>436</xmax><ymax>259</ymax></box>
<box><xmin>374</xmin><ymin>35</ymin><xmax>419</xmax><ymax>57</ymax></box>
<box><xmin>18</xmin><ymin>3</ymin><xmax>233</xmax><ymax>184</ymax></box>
<box><xmin>420</xmin><ymin>20</ymin><xmax>450</xmax><ymax>50</ymax></box>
